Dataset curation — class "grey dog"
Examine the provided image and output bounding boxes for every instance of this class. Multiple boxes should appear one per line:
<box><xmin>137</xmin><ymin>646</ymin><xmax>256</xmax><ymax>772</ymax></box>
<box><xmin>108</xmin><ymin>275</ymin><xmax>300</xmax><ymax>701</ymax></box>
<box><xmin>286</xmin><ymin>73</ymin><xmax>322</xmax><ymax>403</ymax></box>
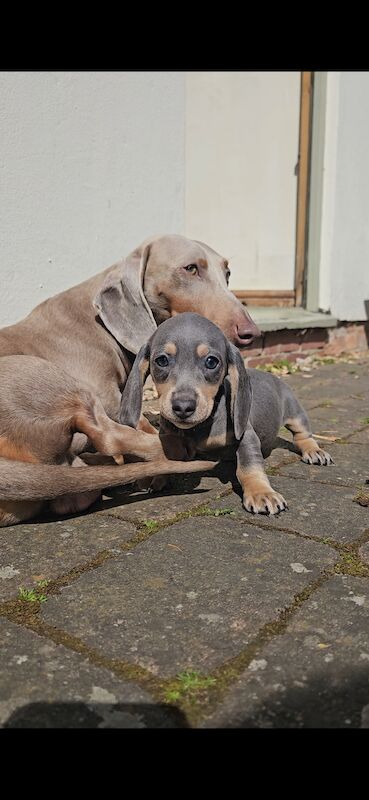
<box><xmin>120</xmin><ymin>313</ymin><xmax>333</xmax><ymax>515</ymax></box>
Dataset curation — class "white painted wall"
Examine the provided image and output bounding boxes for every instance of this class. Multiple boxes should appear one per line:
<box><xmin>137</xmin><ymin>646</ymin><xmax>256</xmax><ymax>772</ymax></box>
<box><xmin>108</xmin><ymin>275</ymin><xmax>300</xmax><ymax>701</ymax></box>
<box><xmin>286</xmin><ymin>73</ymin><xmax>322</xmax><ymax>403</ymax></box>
<box><xmin>319</xmin><ymin>72</ymin><xmax>369</xmax><ymax>320</ymax></box>
<box><xmin>2</xmin><ymin>71</ymin><xmax>368</xmax><ymax>327</ymax></box>
<box><xmin>0</xmin><ymin>72</ymin><xmax>185</xmax><ymax>326</ymax></box>
<box><xmin>185</xmin><ymin>71</ymin><xmax>300</xmax><ymax>291</ymax></box>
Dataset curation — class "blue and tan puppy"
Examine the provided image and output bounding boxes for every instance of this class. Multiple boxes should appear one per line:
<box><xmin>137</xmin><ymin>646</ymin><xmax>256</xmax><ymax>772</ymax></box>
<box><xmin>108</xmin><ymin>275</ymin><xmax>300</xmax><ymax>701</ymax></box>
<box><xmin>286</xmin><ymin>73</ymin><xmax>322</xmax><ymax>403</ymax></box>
<box><xmin>120</xmin><ymin>313</ymin><xmax>333</xmax><ymax>515</ymax></box>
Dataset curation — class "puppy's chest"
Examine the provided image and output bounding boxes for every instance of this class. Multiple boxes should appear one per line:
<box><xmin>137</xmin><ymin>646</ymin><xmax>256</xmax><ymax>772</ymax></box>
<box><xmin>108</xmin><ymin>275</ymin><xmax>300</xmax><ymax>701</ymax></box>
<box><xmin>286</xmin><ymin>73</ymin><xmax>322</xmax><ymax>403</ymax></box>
<box><xmin>195</xmin><ymin>426</ymin><xmax>236</xmax><ymax>454</ymax></box>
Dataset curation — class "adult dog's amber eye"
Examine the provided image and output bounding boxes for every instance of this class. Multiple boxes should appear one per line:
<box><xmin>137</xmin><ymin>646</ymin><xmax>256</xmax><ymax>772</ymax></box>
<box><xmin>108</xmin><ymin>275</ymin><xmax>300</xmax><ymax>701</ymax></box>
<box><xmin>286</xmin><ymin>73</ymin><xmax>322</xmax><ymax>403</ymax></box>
<box><xmin>184</xmin><ymin>264</ymin><xmax>198</xmax><ymax>275</ymax></box>
<box><xmin>155</xmin><ymin>355</ymin><xmax>169</xmax><ymax>368</ymax></box>
<box><xmin>205</xmin><ymin>356</ymin><xmax>219</xmax><ymax>370</ymax></box>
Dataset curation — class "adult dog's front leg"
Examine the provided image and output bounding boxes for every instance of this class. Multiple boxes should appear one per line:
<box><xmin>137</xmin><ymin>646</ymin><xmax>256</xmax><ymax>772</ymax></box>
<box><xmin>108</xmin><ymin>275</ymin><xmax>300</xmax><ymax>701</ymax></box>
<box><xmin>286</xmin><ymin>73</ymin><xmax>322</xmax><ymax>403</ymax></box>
<box><xmin>237</xmin><ymin>424</ymin><xmax>288</xmax><ymax>515</ymax></box>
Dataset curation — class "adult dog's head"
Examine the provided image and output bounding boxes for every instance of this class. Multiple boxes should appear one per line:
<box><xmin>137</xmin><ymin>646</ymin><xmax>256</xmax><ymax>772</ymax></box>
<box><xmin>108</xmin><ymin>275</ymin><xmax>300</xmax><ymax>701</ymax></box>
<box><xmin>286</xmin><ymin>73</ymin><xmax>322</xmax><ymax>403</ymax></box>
<box><xmin>120</xmin><ymin>313</ymin><xmax>252</xmax><ymax>441</ymax></box>
<box><xmin>94</xmin><ymin>234</ymin><xmax>260</xmax><ymax>354</ymax></box>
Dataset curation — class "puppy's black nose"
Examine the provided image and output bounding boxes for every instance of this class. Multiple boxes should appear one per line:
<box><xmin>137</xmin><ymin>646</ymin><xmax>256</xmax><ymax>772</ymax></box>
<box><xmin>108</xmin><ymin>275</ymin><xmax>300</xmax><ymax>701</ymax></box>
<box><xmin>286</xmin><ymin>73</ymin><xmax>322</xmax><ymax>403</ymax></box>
<box><xmin>172</xmin><ymin>394</ymin><xmax>197</xmax><ymax>419</ymax></box>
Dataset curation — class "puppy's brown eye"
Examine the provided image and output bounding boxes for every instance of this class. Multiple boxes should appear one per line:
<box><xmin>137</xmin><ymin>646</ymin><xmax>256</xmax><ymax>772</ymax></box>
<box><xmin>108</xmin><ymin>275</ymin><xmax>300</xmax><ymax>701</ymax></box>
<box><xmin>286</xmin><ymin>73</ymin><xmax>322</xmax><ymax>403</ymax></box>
<box><xmin>225</xmin><ymin>270</ymin><xmax>231</xmax><ymax>284</ymax></box>
<box><xmin>155</xmin><ymin>355</ymin><xmax>169</xmax><ymax>368</ymax></box>
<box><xmin>184</xmin><ymin>264</ymin><xmax>198</xmax><ymax>275</ymax></box>
<box><xmin>205</xmin><ymin>356</ymin><xmax>220</xmax><ymax>370</ymax></box>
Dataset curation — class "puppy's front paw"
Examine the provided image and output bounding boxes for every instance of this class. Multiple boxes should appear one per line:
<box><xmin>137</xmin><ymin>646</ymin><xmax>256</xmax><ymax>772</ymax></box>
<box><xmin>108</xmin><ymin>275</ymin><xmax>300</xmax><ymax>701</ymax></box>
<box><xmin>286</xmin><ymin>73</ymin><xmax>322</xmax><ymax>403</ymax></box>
<box><xmin>301</xmin><ymin>446</ymin><xmax>333</xmax><ymax>465</ymax></box>
<box><xmin>243</xmin><ymin>489</ymin><xmax>288</xmax><ymax>516</ymax></box>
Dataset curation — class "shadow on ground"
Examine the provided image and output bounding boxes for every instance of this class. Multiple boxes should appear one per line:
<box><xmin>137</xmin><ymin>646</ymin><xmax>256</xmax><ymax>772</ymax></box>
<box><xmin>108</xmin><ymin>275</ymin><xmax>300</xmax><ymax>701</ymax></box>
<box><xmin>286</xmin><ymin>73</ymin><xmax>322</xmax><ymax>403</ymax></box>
<box><xmin>3</xmin><ymin>702</ymin><xmax>190</xmax><ymax>729</ymax></box>
<box><xmin>27</xmin><ymin>459</ymin><xmax>241</xmax><ymax>525</ymax></box>
<box><xmin>209</xmin><ymin>670</ymin><xmax>369</xmax><ymax>729</ymax></box>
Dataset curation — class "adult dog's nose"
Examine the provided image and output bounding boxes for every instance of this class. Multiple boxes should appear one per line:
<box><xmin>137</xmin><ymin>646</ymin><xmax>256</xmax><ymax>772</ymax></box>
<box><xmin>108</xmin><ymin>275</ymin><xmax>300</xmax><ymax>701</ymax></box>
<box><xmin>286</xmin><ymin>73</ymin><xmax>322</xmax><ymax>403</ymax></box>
<box><xmin>172</xmin><ymin>393</ymin><xmax>197</xmax><ymax>420</ymax></box>
<box><xmin>233</xmin><ymin>318</ymin><xmax>261</xmax><ymax>348</ymax></box>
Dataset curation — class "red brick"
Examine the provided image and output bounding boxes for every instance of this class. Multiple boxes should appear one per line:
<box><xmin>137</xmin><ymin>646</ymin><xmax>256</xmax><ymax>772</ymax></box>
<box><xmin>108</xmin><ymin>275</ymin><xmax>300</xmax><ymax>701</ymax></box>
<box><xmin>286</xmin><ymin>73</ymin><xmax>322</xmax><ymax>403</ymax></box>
<box><xmin>300</xmin><ymin>339</ymin><xmax>326</xmax><ymax>350</ymax></box>
<box><xmin>281</xmin><ymin>341</ymin><xmax>303</xmax><ymax>353</ymax></box>
<box><xmin>279</xmin><ymin>350</ymin><xmax>301</xmax><ymax>360</ymax></box>
<box><xmin>324</xmin><ymin>343</ymin><xmax>343</xmax><ymax>356</ymax></box>
<box><xmin>262</xmin><ymin>343</ymin><xmax>282</xmax><ymax>355</ymax></box>
<box><xmin>246</xmin><ymin>356</ymin><xmax>274</xmax><ymax>368</ymax></box>
<box><xmin>241</xmin><ymin>346</ymin><xmax>263</xmax><ymax>358</ymax></box>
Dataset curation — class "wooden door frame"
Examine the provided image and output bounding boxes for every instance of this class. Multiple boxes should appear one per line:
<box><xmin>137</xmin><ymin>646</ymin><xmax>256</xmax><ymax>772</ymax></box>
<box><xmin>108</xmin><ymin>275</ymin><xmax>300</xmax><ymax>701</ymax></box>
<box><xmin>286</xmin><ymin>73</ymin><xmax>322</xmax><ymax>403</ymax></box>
<box><xmin>294</xmin><ymin>71</ymin><xmax>314</xmax><ymax>307</ymax></box>
<box><xmin>234</xmin><ymin>71</ymin><xmax>314</xmax><ymax>308</ymax></box>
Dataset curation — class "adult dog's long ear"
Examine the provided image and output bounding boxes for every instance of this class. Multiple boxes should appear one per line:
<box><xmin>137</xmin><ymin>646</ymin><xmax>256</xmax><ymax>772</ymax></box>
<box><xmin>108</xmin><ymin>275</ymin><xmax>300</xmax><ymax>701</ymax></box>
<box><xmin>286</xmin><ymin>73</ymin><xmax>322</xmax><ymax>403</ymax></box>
<box><xmin>119</xmin><ymin>341</ymin><xmax>151</xmax><ymax>428</ymax></box>
<box><xmin>93</xmin><ymin>242</ymin><xmax>157</xmax><ymax>354</ymax></box>
<box><xmin>226</xmin><ymin>343</ymin><xmax>252</xmax><ymax>440</ymax></box>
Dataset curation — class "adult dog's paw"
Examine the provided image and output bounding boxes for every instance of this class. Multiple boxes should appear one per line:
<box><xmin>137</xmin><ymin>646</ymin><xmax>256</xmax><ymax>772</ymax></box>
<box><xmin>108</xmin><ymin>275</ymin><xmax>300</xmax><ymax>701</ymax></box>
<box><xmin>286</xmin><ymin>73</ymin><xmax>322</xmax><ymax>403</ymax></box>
<box><xmin>243</xmin><ymin>489</ymin><xmax>288</xmax><ymax>515</ymax></box>
<box><xmin>301</xmin><ymin>447</ymin><xmax>333</xmax><ymax>465</ymax></box>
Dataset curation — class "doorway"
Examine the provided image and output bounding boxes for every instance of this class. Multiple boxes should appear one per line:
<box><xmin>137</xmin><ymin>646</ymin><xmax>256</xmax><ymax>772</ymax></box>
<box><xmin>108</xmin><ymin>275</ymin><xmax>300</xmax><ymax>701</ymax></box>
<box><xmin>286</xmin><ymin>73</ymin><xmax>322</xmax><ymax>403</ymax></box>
<box><xmin>185</xmin><ymin>71</ymin><xmax>312</xmax><ymax>308</ymax></box>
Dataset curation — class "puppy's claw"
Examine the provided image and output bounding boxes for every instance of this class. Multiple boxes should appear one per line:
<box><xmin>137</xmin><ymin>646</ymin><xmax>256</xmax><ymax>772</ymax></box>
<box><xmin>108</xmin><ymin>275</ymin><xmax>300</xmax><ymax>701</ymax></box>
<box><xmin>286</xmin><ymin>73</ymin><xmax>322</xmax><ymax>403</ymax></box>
<box><xmin>243</xmin><ymin>489</ymin><xmax>288</xmax><ymax>516</ymax></box>
<box><xmin>301</xmin><ymin>447</ymin><xmax>333</xmax><ymax>466</ymax></box>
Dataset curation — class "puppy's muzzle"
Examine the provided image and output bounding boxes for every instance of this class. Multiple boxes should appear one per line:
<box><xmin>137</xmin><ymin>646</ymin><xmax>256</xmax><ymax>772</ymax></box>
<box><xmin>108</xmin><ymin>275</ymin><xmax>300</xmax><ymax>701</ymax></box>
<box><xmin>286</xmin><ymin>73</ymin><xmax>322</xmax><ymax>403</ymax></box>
<box><xmin>171</xmin><ymin>391</ymin><xmax>197</xmax><ymax>421</ymax></box>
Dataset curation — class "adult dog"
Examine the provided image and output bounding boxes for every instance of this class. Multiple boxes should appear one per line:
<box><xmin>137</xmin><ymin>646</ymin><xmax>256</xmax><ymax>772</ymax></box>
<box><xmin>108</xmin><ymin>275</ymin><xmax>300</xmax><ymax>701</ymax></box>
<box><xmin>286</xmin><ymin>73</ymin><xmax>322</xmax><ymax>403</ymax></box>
<box><xmin>0</xmin><ymin>234</ymin><xmax>260</xmax><ymax>526</ymax></box>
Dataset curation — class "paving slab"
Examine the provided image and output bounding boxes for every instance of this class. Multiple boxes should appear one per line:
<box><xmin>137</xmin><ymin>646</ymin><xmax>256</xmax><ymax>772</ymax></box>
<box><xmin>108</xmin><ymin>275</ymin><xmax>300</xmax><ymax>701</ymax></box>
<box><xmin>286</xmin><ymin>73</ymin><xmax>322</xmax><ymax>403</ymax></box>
<box><xmin>206</xmin><ymin>476</ymin><xmax>369</xmax><ymax>544</ymax></box>
<box><xmin>296</xmin><ymin>391</ymin><xmax>368</xmax><ymax>416</ymax></box>
<box><xmin>346</xmin><ymin>426</ymin><xmax>369</xmax><ymax>443</ymax></box>
<box><xmin>41</xmin><ymin>518</ymin><xmax>336</xmax><ymax>677</ymax></box>
<box><xmin>0</xmin><ymin>515</ymin><xmax>136</xmax><ymax>601</ymax></box>
<box><xmin>306</xmin><ymin>403</ymin><xmax>368</xmax><ymax>439</ymax></box>
<box><xmin>0</xmin><ymin>619</ymin><xmax>186</xmax><ymax>728</ymax></box>
<box><xmin>284</xmin><ymin>364</ymin><xmax>369</xmax><ymax>403</ymax></box>
<box><xmin>202</xmin><ymin>575</ymin><xmax>369</xmax><ymax>728</ymax></box>
<box><xmin>278</xmin><ymin>443</ymin><xmax>369</xmax><ymax>488</ymax></box>
<box><xmin>264</xmin><ymin>444</ymin><xmax>300</xmax><ymax>469</ymax></box>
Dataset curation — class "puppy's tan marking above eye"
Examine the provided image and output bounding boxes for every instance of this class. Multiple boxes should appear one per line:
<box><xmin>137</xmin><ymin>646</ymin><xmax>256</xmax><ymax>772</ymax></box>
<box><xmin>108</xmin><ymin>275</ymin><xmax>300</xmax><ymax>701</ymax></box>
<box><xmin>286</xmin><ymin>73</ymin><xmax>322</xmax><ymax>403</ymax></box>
<box><xmin>197</xmin><ymin>344</ymin><xmax>209</xmax><ymax>357</ymax></box>
<box><xmin>164</xmin><ymin>342</ymin><xmax>177</xmax><ymax>355</ymax></box>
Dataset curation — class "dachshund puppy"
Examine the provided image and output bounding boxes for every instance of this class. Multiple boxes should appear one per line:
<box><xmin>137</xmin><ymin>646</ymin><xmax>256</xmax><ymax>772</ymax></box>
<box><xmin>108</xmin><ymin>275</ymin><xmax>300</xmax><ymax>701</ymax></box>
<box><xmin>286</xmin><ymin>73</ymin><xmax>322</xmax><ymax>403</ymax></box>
<box><xmin>120</xmin><ymin>313</ymin><xmax>333</xmax><ymax>516</ymax></box>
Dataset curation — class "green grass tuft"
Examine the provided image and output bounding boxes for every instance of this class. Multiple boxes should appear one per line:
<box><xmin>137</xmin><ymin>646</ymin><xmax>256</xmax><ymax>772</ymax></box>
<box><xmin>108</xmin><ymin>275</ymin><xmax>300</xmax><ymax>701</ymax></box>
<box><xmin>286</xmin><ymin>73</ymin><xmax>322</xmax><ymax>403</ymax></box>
<box><xmin>18</xmin><ymin>586</ymin><xmax>47</xmax><ymax>603</ymax></box>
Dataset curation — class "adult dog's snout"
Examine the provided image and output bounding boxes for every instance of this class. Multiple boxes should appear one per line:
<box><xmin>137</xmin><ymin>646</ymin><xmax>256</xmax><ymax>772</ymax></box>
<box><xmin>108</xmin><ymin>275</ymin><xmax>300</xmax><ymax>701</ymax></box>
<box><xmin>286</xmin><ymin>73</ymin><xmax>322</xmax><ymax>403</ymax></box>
<box><xmin>233</xmin><ymin>314</ymin><xmax>261</xmax><ymax>348</ymax></box>
<box><xmin>171</xmin><ymin>392</ymin><xmax>197</xmax><ymax>420</ymax></box>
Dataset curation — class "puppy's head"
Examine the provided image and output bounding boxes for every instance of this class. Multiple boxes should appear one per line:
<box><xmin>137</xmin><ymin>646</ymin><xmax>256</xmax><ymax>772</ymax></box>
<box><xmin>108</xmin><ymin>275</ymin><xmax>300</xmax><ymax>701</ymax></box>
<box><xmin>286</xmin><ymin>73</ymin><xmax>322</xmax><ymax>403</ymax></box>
<box><xmin>120</xmin><ymin>313</ymin><xmax>252</xmax><ymax>439</ymax></box>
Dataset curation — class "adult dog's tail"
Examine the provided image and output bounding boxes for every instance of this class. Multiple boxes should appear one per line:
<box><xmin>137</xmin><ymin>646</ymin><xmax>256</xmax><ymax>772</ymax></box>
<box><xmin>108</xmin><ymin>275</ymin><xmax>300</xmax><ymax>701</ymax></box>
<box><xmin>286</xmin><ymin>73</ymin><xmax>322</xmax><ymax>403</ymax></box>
<box><xmin>0</xmin><ymin>457</ymin><xmax>216</xmax><ymax>502</ymax></box>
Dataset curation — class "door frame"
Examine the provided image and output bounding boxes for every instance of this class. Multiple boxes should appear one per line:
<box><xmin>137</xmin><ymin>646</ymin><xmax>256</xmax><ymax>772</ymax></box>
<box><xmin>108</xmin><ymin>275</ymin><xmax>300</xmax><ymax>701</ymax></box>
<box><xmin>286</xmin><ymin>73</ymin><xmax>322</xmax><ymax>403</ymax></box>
<box><xmin>234</xmin><ymin>71</ymin><xmax>314</xmax><ymax>308</ymax></box>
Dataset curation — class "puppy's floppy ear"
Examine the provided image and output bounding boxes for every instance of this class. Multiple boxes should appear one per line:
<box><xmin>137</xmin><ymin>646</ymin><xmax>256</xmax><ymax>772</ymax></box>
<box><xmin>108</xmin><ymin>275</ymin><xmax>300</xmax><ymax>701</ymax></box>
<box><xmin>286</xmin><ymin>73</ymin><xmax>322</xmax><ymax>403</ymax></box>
<box><xmin>226</xmin><ymin>343</ymin><xmax>252</xmax><ymax>440</ymax></box>
<box><xmin>119</xmin><ymin>341</ymin><xmax>152</xmax><ymax>428</ymax></box>
<box><xmin>93</xmin><ymin>242</ymin><xmax>157</xmax><ymax>354</ymax></box>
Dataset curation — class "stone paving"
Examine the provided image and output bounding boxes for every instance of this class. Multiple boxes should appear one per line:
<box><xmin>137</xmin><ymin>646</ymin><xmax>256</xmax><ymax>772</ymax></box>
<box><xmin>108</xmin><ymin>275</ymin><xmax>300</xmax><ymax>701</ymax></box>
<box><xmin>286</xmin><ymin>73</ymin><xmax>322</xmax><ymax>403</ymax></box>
<box><xmin>1</xmin><ymin>355</ymin><xmax>369</xmax><ymax>728</ymax></box>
